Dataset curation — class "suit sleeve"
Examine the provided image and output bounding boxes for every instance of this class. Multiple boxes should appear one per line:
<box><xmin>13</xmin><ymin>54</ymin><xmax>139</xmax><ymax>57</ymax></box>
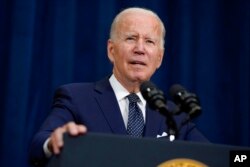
<box><xmin>29</xmin><ymin>85</ymin><xmax>78</xmax><ymax>166</ymax></box>
<box><xmin>180</xmin><ymin>121</ymin><xmax>209</xmax><ymax>142</ymax></box>
<box><xmin>167</xmin><ymin>101</ymin><xmax>209</xmax><ymax>142</ymax></box>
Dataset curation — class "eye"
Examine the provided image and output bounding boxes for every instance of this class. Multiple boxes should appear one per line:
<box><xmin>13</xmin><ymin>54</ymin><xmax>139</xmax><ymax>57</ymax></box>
<box><xmin>126</xmin><ymin>37</ymin><xmax>135</xmax><ymax>41</ymax></box>
<box><xmin>146</xmin><ymin>39</ymin><xmax>155</xmax><ymax>44</ymax></box>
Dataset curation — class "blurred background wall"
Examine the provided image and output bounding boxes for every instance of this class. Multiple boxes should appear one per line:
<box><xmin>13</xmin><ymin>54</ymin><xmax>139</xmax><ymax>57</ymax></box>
<box><xmin>0</xmin><ymin>0</ymin><xmax>249</xmax><ymax>166</ymax></box>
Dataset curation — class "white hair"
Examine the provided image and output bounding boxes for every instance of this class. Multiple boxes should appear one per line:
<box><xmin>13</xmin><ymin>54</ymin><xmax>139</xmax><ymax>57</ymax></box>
<box><xmin>109</xmin><ymin>7</ymin><xmax>166</xmax><ymax>49</ymax></box>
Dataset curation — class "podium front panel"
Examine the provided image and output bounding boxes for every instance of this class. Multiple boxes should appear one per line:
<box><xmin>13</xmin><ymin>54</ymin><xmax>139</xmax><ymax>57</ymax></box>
<box><xmin>47</xmin><ymin>133</ymin><xmax>250</xmax><ymax>167</ymax></box>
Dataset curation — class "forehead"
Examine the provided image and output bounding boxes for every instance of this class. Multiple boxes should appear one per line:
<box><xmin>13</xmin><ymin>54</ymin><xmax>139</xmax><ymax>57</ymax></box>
<box><xmin>116</xmin><ymin>11</ymin><xmax>162</xmax><ymax>37</ymax></box>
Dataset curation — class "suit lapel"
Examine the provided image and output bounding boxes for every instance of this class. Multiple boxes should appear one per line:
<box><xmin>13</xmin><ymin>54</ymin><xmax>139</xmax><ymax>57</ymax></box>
<box><xmin>92</xmin><ymin>77</ymin><xmax>165</xmax><ymax>137</ymax></box>
<box><xmin>93</xmin><ymin>78</ymin><xmax>127</xmax><ymax>135</ymax></box>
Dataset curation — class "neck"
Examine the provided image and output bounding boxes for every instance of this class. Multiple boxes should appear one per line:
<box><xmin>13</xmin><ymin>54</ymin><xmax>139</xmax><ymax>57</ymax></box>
<box><xmin>124</xmin><ymin>81</ymin><xmax>141</xmax><ymax>93</ymax></box>
<box><xmin>113</xmin><ymin>74</ymin><xmax>142</xmax><ymax>93</ymax></box>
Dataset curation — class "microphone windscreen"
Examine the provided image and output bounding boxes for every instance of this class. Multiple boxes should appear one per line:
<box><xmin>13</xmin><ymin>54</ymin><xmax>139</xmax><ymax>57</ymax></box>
<box><xmin>140</xmin><ymin>81</ymin><xmax>156</xmax><ymax>101</ymax></box>
<box><xmin>140</xmin><ymin>81</ymin><xmax>156</xmax><ymax>92</ymax></box>
<box><xmin>169</xmin><ymin>84</ymin><xmax>185</xmax><ymax>97</ymax></box>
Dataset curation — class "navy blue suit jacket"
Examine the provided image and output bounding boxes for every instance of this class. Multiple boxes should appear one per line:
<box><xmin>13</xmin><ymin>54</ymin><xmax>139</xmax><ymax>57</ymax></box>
<box><xmin>29</xmin><ymin>77</ymin><xmax>208</xmax><ymax>166</ymax></box>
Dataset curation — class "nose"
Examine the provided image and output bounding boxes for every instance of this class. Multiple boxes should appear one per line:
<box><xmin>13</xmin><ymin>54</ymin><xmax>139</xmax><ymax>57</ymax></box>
<box><xmin>134</xmin><ymin>39</ymin><xmax>145</xmax><ymax>55</ymax></box>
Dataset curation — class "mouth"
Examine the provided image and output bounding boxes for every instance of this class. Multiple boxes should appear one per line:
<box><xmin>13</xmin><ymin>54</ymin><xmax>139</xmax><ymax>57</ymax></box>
<box><xmin>129</xmin><ymin>60</ymin><xmax>147</xmax><ymax>66</ymax></box>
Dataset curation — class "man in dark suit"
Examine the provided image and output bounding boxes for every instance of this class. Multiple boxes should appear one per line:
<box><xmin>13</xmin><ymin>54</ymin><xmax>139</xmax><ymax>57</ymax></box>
<box><xmin>29</xmin><ymin>7</ymin><xmax>208</xmax><ymax>166</ymax></box>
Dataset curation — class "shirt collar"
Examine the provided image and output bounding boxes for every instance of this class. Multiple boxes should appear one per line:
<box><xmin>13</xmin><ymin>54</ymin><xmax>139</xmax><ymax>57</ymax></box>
<box><xmin>109</xmin><ymin>74</ymin><xmax>146</xmax><ymax>105</ymax></box>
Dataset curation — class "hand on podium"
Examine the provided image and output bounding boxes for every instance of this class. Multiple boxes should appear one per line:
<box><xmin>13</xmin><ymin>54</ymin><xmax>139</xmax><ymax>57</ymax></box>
<box><xmin>48</xmin><ymin>122</ymin><xmax>87</xmax><ymax>155</ymax></box>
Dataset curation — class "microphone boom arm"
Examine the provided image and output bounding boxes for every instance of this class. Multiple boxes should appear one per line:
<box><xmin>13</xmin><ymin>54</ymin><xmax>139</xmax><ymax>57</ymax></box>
<box><xmin>156</xmin><ymin>103</ymin><xmax>178</xmax><ymax>141</ymax></box>
<box><xmin>140</xmin><ymin>82</ymin><xmax>178</xmax><ymax>141</ymax></box>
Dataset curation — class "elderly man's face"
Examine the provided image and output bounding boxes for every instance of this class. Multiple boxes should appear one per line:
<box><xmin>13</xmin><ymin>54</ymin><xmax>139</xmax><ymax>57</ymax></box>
<box><xmin>108</xmin><ymin>11</ymin><xmax>164</xmax><ymax>86</ymax></box>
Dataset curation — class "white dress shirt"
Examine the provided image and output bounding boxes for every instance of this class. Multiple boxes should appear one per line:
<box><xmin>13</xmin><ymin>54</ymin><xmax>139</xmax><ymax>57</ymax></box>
<box><xmin>109</xmin><ymin>74</ymin><xmax>146</xmax><ymax>128</ymax></box>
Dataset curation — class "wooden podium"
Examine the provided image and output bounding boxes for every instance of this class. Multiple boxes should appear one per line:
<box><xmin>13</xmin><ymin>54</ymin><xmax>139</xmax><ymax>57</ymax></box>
<box><xmin>47</xmin><ymin>133</ymin><xmax>250</xmax><ymax>167</ymax></box>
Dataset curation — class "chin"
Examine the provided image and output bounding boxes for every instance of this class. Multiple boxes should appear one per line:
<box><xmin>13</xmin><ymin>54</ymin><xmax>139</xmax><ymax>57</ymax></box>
<box><xmin>131</xmin><ymin>75</ymin><xmax>149</xmax><ymax>83</ymax></box>
<box><xmin>127</xmin><ymin>71</ymin><xmax>151</xmax><ymax>82</ymax></box>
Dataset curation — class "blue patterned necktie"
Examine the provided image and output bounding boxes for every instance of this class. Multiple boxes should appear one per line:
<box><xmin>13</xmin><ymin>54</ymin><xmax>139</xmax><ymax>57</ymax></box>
<box><xmin>126</xmin><ymin>93</ymin><xmax>145</xmax><ymax>137</ymax></box>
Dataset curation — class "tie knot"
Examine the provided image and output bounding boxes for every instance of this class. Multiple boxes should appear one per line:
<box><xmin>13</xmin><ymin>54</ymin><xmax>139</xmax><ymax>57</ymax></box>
<box><xmin>127</xmin><ymin>93</ymin><xmax>140</xmax><ymax>103</ymax></box>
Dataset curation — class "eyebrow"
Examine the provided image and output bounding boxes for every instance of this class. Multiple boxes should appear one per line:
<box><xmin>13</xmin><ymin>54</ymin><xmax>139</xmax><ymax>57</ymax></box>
<box><xmin>125</xmin><ymin>33</ymin><xmax>157</xmax><ymax>40</ymax></box>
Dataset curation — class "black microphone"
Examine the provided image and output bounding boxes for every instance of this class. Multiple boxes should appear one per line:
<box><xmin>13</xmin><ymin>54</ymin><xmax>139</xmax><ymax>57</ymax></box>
<box><xmin>169</xmin><ymin>84</ymin><xmax>201</xmax><ymax>119</ymax></box>
<box><xmin>140</xmin><ymin>81</ymin><xmax>178</xmax><ymax>140</ymax></box>
<box><xmin>140</xmin><ymin>81</ymin><xmax>167</xmax><ymax>112</ymax></box>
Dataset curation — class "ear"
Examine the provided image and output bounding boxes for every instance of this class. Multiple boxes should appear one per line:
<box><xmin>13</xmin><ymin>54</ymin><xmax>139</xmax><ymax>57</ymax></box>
<box><xmin>107</xmin><ymin>39</ymin><xmax>114</xmax><ymax>63</ymax></box>
<box><xmin>156</xmin><ymin>50</ymin><xmax>164</xmax><ymax>69</ymax></box>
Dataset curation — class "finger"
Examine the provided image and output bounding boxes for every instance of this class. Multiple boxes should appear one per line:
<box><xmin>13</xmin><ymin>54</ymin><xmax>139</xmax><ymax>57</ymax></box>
<box><xmin>51</xmin><ymin>137</ymin><xmax>60</xmax><ymax>155</ymax></box>
<box><xmin>51</xmin><ymin>127</ymin><xmax>66</xmax><ymax>154</ymax></box>
<box><xmin>77</xmin><ymin>125</ymin><xmax>87</xmax><ymax>134</ymax></box>
<box><xmin>65</xmin><ymin>122</ymin><xmax>79</xmax><ymax>135</ymax></box>
<box><xmin>65</xmin><ymin>122</ymin><xmax>87</xmax><ymax>136</ymax></box>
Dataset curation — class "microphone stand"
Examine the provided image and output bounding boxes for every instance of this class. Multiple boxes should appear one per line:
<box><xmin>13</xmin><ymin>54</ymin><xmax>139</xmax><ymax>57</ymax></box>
<box><xmin>140</xmin><ymin>81</ymin><xmax>178</xmax><ymax>141</ymax></box>
<box><xmin>156</xmin><ymin>103</ymin><xmax>178</xmax><ymax>141</ymax></box>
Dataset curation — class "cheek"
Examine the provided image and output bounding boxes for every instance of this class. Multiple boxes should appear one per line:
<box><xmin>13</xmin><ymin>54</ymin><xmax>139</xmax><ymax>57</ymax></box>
<box><xmin>156</xmin><ymin>56</ymin><xmax>163</xmax><ymax>68</ymax></box>
<box><xmin>116</xmin><ymin>47</ymin><xmax>130</xmax><ymax>61</ymax></box>
<box><xmin>113</xmin><ymin>50</ymin><xmax>128</xmax><ymax>68</ymax></box>
<box><xmin>153</xmin><ymin>51</ymin><xmax>163</xmax><ymax>68</ymax></box>
<box><xmin>149</xmin><ymin>53</ymin><xmax>162</xmax><ymax>66</ymax></box>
